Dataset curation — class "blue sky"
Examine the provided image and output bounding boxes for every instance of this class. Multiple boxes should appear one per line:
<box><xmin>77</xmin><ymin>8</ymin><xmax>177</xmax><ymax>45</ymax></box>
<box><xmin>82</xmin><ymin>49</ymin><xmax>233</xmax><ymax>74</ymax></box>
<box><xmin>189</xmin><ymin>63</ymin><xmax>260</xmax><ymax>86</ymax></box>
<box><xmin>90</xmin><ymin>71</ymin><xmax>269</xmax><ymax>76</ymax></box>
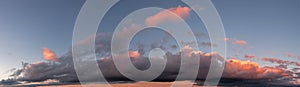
<box><xmin>0</xmin><ymin>0</ymin><xmax>85</xmax><ymax>78</ymax></box>
<box><xmin>1</xmin><ymin>0</ymin><xmax>300</xmax><ymax>79</ymax></box>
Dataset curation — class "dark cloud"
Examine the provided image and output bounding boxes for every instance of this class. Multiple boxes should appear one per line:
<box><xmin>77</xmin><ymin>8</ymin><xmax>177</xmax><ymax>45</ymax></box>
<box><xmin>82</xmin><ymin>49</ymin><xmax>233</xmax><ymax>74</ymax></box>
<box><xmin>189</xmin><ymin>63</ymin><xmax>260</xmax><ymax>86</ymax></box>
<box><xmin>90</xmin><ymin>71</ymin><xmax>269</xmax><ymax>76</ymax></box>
<box><xmin>2</xmin><ymin>33</ymin><xmax>299</xmax><ymax>86</ymax></box>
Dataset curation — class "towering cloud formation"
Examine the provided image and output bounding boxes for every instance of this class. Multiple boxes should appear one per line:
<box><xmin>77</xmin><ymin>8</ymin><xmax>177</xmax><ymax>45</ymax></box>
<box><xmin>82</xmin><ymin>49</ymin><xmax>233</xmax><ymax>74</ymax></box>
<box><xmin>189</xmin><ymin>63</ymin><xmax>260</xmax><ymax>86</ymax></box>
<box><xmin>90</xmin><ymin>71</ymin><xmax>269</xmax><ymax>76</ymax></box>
<box><xmin>145</xmin><ymin>6</ymin><xmax>191</xmax><ymax>26</ymax></box>
<box><xmin>3</xmin><ymin>32</ymin><xmax>298</xmax><ymax>87</ymax></box>
<box><xmin>43</xmin><ymin>48</ymin><xmax>58</xmax><ymax>62</ymax></box>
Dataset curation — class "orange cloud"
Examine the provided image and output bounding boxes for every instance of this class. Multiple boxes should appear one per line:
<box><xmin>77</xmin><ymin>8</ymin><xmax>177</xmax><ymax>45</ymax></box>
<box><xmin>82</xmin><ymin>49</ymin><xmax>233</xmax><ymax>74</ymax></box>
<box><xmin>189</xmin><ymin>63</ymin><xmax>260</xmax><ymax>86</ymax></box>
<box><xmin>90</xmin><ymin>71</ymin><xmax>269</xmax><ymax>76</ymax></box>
<box><xmin>244</xmin><ymin>54</ymin><xmax>255</xmax><ymax>59</ymax></box>
<box><xmin>145</xmin><ymin>5</ymin><xmax>191</xmax><ymax>26</ymax></box>
<box><xmin>129</xmin><ymin>50</ymin><xmax>140</xmax><ymax>59</ymax></box>
<box><xmin>223</xmin><ymin>59</ymin><xmax>288</xmax><ymax>79</ymax></box>
<box><xmin>43</xmin><ymin>48</ymin><xmax>58</xmax><ymax>62</ymax></box>
<box><xmin>233</xmin><ymin>40</ymin><xmax>247</xmax><ymax>46</ymax></box>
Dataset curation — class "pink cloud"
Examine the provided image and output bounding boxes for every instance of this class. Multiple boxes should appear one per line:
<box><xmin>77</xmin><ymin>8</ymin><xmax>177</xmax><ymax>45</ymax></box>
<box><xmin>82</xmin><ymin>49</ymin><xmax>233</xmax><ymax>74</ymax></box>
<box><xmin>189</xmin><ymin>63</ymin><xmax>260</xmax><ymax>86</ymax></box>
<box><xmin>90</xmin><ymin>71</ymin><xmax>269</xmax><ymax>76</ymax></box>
<box><xmin>129</xmin><ymin>50</ymin><xmax>140</xmax><ymax>59</ymax></box>
<box><xmin>145</xmin><ymin>5</ymin><xmax>191</xmax><ymax>26</ymax></box>
<box><xmin>261</xmin><ymin>58</ymin><xmax>290</xmax><ymax>64</ymax></box>
<box><xmin>224</xmin><ymin>38</ymin><xmax>230</xmax><ymax>41</ymax></box>
<box><xmin>261</xmin><ymin>58</ymin><xmax>300</xmax><ymax>66</ymax></box>
<box><xmin>244</xmin><ymin>54</ymin><xmax>255</xmax><ymax>59</ymax></box>
<box><xmin>233</xmin><ymin>40</ymin><xmax>247</xmax><ymax>46</ymax></box>
<box><xmin>43</xmin><ymin>48</ymin><xmax>58</xmax><ymax>62</ymax></box>
<box><xmin>284</xmin><ymin>52</ymin><xmax>295</xmax><ymax>58</ymax></box>
<box><xmin>223</xmin><ymin>59</ymin><xmax>288</xmax><ymax>79</ymax></box>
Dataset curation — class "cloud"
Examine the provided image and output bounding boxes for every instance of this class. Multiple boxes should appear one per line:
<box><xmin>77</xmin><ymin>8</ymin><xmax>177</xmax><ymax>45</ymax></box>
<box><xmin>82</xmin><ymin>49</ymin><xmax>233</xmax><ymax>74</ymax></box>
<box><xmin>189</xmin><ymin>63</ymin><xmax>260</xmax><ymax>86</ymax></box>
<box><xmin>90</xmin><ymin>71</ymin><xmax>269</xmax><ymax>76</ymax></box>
<box><xmin>233</xmin><ymin>40</ymin><xmax>247</xmax><ymax>46</ymax></box>
<box><xmin>224</xmin><ymin>38</ymin><xmax>230</xmax><ymax>41</ymax></box>
<box><xmin>261</xmin><ymin>58</ymin><xmax>300</xmax><ymax>66</ymax></box>
<box><xmin>11</xmin><ymin>61</ymin><xmax>77</xmax><ymax>82</ymax></box>
<box><xmin>114</xmin><ymin>23</ymin><xmax>142</xmax><ymax>44</ymax></box>
<box><xmin>200</xmin><ymin>42</ymin><xmax>217</xmax><ymax>47</ymax></box>
<box><xmin>145</xmin><ymin>6</ymin><xmax>191</xmax><ymax>26</ymax></box>
<box><xmin>291</xmin><ymin>79</ymin><xmax>300</xmax><ymax>85</ymax></box>
<box><xmin>223</xmin><ymin>59</ymin><xmax>289</xmax><ymax>79</ymax></box>
<box><xmin>3</xmin><ymin>13</ymin><xmax>299</xmax><ymax>85</ymax></box>
<box><xmin>231</xmin><ymin>48</ymin><xmax>241</xmax><ymax>53</ymax></box>
<box><xmin>43</xmin><ymin>48</ymin><xmax>58</xmax><ymax>62</ymax></box>
<box><xmin>225</xmin><ymin>38</ymin><xmax>251</xmax><ymax>50</ymax></box>
<box><xmin>244</xmin><ymin>54</ymin><xmax>255</xmax><ymax>59</ymax></box>
<box><xmin>7</xmin><ymin>40</ymin><xmax>294</xmax><ymax>83</ymax></box>
<box><xmin>284</xmin><ymin>52</ymin><xmax>295</xmax><ymax>58</ymax></box>
<box><xmin>261</xmin><ymin>58</ymin><xmax>291</xmax><ymax>64</ymax></box>
<box><xmin>129</xmin><ymin>50</ymin><xmax>140</xmax><ymax>59</ymax></box>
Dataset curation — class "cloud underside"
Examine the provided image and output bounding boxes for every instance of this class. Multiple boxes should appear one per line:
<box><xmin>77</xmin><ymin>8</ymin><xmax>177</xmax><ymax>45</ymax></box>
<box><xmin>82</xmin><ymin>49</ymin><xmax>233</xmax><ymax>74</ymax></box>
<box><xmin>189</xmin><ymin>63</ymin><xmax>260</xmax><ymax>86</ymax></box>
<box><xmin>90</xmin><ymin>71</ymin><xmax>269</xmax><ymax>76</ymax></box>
<box><xmin>7</xmin><ymin>33</ymin><xmax>293</xmax><ymax>83</ymax></box>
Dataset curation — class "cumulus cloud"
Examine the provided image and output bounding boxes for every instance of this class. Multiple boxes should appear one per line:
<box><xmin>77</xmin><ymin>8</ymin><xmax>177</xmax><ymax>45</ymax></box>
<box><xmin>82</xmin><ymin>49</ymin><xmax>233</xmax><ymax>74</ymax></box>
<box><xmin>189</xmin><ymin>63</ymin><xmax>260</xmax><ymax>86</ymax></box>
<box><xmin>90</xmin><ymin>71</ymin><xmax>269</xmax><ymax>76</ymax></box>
<box><xmin>15</xmin><ymin>62</ymin><xmax>76</xmax><ymax>82</ymax></box>
<box><xmin>223</xmin><ymin>59</ymin><xmax>289</xmax><ymax>79</ymax></box>
<box><xmin>6</xmin><ymin>38</ymin><xmax>294</xmax><ymax>83</ymax></box>
<box><xmin>43</xmin><ymin>48</ymin><xmax>58</xmax><ymax>62</ymax></box>
<box><xmin>145</xmin><ymin>6</ymin><xmax>191</xmax><ymax>26</ymax></box>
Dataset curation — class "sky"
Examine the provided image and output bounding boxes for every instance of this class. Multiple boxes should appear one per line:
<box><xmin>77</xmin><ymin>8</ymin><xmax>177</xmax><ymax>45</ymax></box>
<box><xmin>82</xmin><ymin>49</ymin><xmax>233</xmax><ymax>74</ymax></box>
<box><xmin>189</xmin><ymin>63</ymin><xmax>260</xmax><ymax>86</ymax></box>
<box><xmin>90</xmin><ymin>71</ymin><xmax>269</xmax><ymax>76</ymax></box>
<box><xmin>0</xmin><ymin>0</ymin><xmax>300</xmax><ymax>85</ymax></box>
<box><xmin>0</xmin><ymin>0</ymin><xmax>85</xmax><ymax>78</ymax></box>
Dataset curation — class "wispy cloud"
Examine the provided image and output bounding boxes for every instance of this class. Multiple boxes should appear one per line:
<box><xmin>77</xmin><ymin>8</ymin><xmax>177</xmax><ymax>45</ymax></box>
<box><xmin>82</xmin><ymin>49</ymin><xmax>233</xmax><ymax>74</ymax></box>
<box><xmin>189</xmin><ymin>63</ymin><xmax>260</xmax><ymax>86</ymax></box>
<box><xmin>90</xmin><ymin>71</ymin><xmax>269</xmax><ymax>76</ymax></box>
<box><xmin>261</xmin><ymin>57</ymin><xmax>300</xmax><ymax>66</ymax></box>
<box><xmin>145</xmin><ymin>6</ymin><xmax>191</xmax><ymax>26</ymax></box>
<box><xmin>244</xmin><ymin>54</ymin><xmax>255</xmax><ymax>59</ymax></box>
<box><xmin>284</xmin><ymin>52</ymin><xmax>295</xmax><ymax>58</ymax></box>
<box><xmin>200</xmin><ymin>42</ymin><xmax>217</xmax><ymax>47</ymax></box>
<box><xmin>224</xmin><ymin>38</ymin><xmax>230</xmax><ymax>41</ymax></box>
<box><xmin>233</xmin><ymin>39</ymin><xmax>247</xmax><ymax>46</ymax></box>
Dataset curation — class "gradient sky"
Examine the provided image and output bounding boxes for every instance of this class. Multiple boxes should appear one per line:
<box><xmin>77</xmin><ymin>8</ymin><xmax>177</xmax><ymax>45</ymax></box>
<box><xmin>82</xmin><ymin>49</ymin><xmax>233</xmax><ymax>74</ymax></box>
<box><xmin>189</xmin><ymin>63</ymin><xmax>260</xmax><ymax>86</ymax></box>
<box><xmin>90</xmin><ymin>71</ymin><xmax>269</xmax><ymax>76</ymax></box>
<box><xmin>1</xmin><ymin>0</ymin><xmax>300</xmax><ymax>79</ymax></box>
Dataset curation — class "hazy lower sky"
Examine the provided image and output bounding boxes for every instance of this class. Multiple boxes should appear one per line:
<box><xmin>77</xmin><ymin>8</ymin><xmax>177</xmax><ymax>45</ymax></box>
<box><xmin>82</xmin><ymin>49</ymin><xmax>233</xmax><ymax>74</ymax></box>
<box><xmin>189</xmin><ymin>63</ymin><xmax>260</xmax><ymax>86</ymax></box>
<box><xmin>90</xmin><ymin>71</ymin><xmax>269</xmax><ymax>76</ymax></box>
<box><xmin>1</xmin><ymin>0</ymin><xmax>300</xmax><ymax>80</ymax></box>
